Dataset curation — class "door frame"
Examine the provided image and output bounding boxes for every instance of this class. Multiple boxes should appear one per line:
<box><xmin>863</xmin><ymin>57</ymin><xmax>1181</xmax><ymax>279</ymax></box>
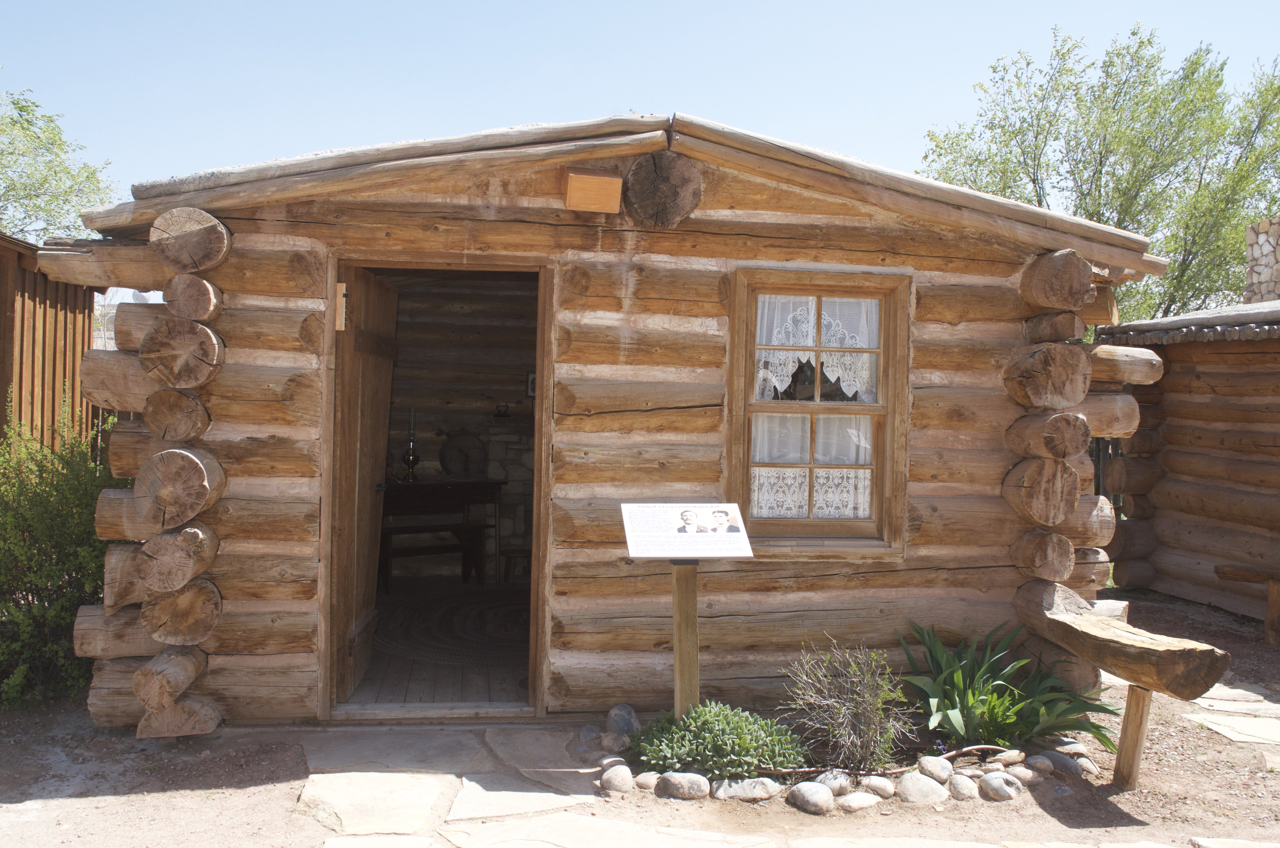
<box><xmin>318</xmin><ymin>258</ymin><xmax>552</xmax><ymax>717</ymax></box>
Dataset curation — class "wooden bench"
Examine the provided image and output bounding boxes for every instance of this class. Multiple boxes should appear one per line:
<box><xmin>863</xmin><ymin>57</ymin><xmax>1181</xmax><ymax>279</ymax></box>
<box><xmin>377</xmin><ymin>480</ymin><xmax>504</xmax><ymax>590</ymax></box>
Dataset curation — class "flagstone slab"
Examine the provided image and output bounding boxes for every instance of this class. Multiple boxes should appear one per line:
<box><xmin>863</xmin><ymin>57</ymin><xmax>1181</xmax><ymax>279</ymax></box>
<box><xmin>484</xmin><ymin>728</ymin><xmax>600</xmax><ymax>796</ymax></box>
<box><xmin>1185</xmin><ymin>714</ymin><xmax>1280</xmax><ymax>744</ymax></box>
<box><xmin>1190</xmin><ymin>840</ymin><xmax>1280</xmax><ymax>848</ymax></box>
<box><xmin>792</xmin><ymin>840</ymin><xmax>999</xmax><ymax>848</ymax></box>
<box><xmin>444</xmin><ymin>773</ymin><xmax>594</xmax><ymax>822</ymax></box>
<box><xmin>295</xmin><ymin>730</ymin><xmax>495</xmax><ymax>774</ymax></box>
<box><xmin>440</xmin><ymin>811</ymin><xmax>771</xmax><ymax>848</ymax></box>
<box><xmin>296</xmin><ymin>772</ymin><xmax>449</xmax><ymax>835</ymax></box>
<box><xmin>324</xmin><ymin>837</ymin><xmax>445</xmax><ymax>848</ymax></box>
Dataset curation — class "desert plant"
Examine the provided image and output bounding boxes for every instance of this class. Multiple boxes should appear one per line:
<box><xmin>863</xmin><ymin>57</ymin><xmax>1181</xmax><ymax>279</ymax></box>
<box><xmin>629</xmin><ymin>700</ymin><xmax>809</xmax><ymax>781</ymax></box>
<box><xmin>783</xmin><ymin>639</ymin><xmax>911</xmax><ymax>772</ymax></box>
<box><xmin>897</xmin><ymin>621</ymin><xmax>1118</xmax><ymax>752</ymax></box>
<box><xmin>0</xmin><ymin>405</ymin><xmax>120</xmax><ymax>704</ymax></box>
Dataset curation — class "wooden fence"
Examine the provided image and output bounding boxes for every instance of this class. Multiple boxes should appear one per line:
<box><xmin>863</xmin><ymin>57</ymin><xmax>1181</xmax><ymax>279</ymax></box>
<box><xmin>0</xmin><ymin>231</ymin><xmax>100</xmax><ymax>446</ymax></box>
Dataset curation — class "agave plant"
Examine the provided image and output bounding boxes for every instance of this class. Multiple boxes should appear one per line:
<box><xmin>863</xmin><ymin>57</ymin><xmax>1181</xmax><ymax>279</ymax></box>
<box><xmin>897</xmin><ymin>621</ymin><xmax>1118</xmax><ymax>753</ymax></box>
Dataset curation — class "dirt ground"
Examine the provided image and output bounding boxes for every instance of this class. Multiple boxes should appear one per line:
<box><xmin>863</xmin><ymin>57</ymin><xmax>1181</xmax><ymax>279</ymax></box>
<box><xmin>1</xmin><ymin>590</ymin><xmax>1276</xmax><ymax>848</ymax></box>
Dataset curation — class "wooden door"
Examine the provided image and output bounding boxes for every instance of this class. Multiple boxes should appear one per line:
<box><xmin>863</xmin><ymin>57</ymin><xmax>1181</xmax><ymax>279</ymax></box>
<box><xmin>332</xmin><ymin>267</ymin><xmax>398</xmax><ymax>703</ymax></box>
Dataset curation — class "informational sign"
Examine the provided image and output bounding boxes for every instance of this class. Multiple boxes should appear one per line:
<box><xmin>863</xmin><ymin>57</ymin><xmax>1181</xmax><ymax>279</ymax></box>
<box><xmin>621</xmin><ymin>503</ymin><xmax>754</xmax><ymax>559</ymax></box>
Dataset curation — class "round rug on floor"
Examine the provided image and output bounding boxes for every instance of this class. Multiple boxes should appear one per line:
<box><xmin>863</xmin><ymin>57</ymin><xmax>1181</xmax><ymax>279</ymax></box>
<box><xmin>374</xmin><ymin>584</ymin><xmax>530</xmax><ymax>666</ymax></box>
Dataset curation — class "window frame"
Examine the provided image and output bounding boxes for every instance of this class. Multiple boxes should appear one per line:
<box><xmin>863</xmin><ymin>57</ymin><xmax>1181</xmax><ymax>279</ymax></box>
<box><xmin>728</xmin><ymin>270</ymin><xmax>909</xmax><ymax>547</ymax></box>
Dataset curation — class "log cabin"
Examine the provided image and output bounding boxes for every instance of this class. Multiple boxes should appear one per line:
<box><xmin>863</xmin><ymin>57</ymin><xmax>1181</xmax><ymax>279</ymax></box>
<box><xmin>39</xmin><ymin>114</ymin><xmax>1228</xmax><ymax>752</ymax></box>
<box><xmin>1098</xmin><ymin>285</ymin><xmax>1280</xmax><ymax>647</ymax></box>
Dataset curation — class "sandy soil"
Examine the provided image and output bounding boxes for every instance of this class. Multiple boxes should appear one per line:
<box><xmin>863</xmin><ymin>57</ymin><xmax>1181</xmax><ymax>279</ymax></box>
<box><xmin>0</xmin><ymin>590</ymin><xmax>1275</xmax><ymax>847</ymax></box>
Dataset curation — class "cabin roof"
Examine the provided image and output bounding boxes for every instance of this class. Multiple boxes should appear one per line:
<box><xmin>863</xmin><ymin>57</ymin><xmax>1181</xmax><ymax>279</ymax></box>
<box><xmin>82</xmin><ymin>113</ymin><xmax>1165</xmax><ymax>275</ymax></box>
<box><xmin>1095</xmin><ymin>303</ymin><xmax>1280</xmax><ymax>348</ymax></box>
<box><xmin>0</xmin><ymin>230</ymin><xmax>37</xmax><ymax>256</ymax></box>
<box><xmin>1097</xmin><ymin>302</ymin><xmax>1280</xmax><ymax>346</ymax></box>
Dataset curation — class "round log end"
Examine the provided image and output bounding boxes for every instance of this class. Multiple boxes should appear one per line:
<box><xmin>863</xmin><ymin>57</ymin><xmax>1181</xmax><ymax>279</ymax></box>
<box><xmin>1002</xmin><ymin>457</ymin><xmax>1081</xmax><ymax>527</ymax></box>
<box><xmin>134</xmin><ymin>449</ymin><xmax>227</xmax><ymax>530</ymax></box>
<box><xmin>144</xmin><ymin>389</ymin><xmax>212</xmax><ymax>442</ymax></box>
<box><xmin>1002</xmin><ymin>343</ymin><xmax>1092</xmax><ymax>410</ymax></box>
<box><xmin>1021</xmin><ymin>250</ymin><xmax>1094</xmax><ymax>311</ymax></box>
<box><xmin>139</xmin><ymin>519</ymin><xmax>220</xmax><ymax>592</ymax></box>
<box><xmin>1010</xmin><ymin>529</ymin><xmax>1076</xmax><ymax>581</ymax></box>
<box><xmin>139</xmin><ymin>577</ymin><xmax>222</xmax><ymax>646</ymax></box>
<box><xmin>624</xmin><ymin>151</ymin><xmax>702</xmax><ymax>229</ymax></box>
<box><xmin>164</xmin><ymin>275</ymin><xmax>224</xmax><ymax>322</ymax></box>
<box><xmin>150</xmin><ymin>208</ymin><xmax>231</xmax><ymax>273</ymax></box>
<box><xmin>138</xmin><ymin>318</ymin><xmax>225</xmax><ymax>389</ymax></box>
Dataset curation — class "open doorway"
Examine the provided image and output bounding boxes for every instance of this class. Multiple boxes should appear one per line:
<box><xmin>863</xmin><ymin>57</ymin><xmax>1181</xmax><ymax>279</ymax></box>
<box><xmin>330</xmin><ymin>266</ymin><xmax>542</xmax><ymax>714</ymax></box>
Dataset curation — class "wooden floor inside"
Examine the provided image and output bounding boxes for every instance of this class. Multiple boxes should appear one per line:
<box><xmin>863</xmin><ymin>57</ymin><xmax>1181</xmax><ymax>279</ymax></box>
<box><xmin>347</xmin><ymin>649</ymin><xmax>529</xmax><ymax>705</ymax></box>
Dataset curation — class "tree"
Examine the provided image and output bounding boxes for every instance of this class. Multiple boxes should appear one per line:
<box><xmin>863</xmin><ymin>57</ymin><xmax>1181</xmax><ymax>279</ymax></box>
<box><xmin>920</xmin><ymin>27</ymin><xmax>1280</xmax><ymax>321</ymax></box>
<box><xmin>1</xmin><ymin>87</ymin><xmax>113</xmax><ymax>241</ymax></box>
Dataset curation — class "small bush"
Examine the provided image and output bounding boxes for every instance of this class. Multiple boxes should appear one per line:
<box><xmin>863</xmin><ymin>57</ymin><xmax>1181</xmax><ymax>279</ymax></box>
<box><xmin>0</xmin><ymin>408</ymin><xmax>120</xmax><ymax>705</ymax></box>
<box><xmin>783</xmin><ymin>640</ymin><xmax>910</xmax><ymax>772</ymax></box>
<box><xmin>629</xmin><ymin>700</ymin><xmax>809</xmax><ymax>781</ymax></box>
<box><xmin>898</xmin><ymin>621</ymin><xmax>1118</xmax><ymax>752</ymax></box>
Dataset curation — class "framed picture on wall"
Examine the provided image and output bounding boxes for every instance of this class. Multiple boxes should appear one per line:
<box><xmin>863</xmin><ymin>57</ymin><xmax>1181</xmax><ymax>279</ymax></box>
<box><xmin>526</xmin><ymin>371</ymin><xmax>536</xmax><ymax>397</ymax></box>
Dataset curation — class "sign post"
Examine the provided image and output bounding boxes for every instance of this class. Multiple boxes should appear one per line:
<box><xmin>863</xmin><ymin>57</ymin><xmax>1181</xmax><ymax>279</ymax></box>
<box><xmin>620</xmin><ymin>504</ymin><xmax>752</xmax><ymax>719</ymax></box>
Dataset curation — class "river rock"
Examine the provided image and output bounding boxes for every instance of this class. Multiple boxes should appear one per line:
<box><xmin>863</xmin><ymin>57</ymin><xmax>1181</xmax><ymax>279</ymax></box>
<box><xmin>656</xmin><ymin>772</ymin><xmax>710</xmax><ymax>800</ymax></box>
<box><xmin>918</xmin><ymin>755</ymin><xmax>953</xmax><ymax>784</ymax></box>
<box><xmin>897</xmin><ymin>771</ymin><xmax>950</xmax><ymax>804</ymax></box>
<box><xmin>635</xmin><ymin>771</ymin><xmax>659</xmax><ymax>791</ymax></box>
<box><xmin>579</xmin><ymin>724</ymin><xmax>603</xmax><ymax>745</ymax></box>
<box><xmin>978</xmin><ymin>771</ymin><xmax>1023</xmax><ymax>801</ymax></box>
<box><xmin>601</xmin><ymin>764</ymin><xmax>634</xmax><ymax>792</ymax></box>
<box><xmin>1007</xmin><ymin>765</ymin><xmax>1041</xmax><ymax>786</ymax></box>
<box><xmin>1033</xmin><ymin>736</ymin><xmax>1088</xmax><ymax>756</ymax></box>
<box><xmin>601</xmin><ymin>732</ymin><xmax>630</xmax><ymax>754</ymax></box>
<box><xmin>598</xmin><ymin>754</ymin><xmax>625</xmax><ymax>769</ymax></box>
<box><xmin>836</xmin><ymin>791</ymin><xmax>881</xmax><ymax>812</ymax></box>
<box><xmin>993</xmin><ymin>749</ymin><xmax>1025</xmax><ymax>765</ymax></box>
<box><xmin>948</xmin><ymin>774</ymin><xmax>979</xmax><ymax>801</ymax></box>
<box><xmin>1077</xmin><ymin>756</ymin><xmax>1100</xmax><ymax>776</ymax></box>
<box><xmin>814</xmin><ymin>770</ymin><xmax>854</xmax><ymax>796</ymax></box>
<box><xmin>711</xmin><ymin>777</ymin><xmax>782</xmax><ymax>802</ymax></box>
<box><xmin>1041</xmin><ymin>750</ymin><xmax>1082</xmax><ymax>776</ymax></box>
<box><xmin>955</xmin><ymin>767</ymin><xmax>984</xmax><ymax>779</ymax></box>
<box><xmin>786</xmin><ymin>781</ymin><xmax>834</xmax><ymax>815</ymax></box>
<box><xmin>1024</xmin><ymin>754</ymin><xmax>1055</xmax><ymax>774</ymax></box>
<box><xmin>980</xmin><ymin>762</ymin><xmax>1006</xmax><ymax>773</ymax></box>
<box><xmin>858</xmin><ymin>775</ymin><xmax>895</xmax><ymax>798</ymax></box>
<box><xmin>607</xmin><ymin>704</ymin><xmax>642</xmax><ymax>735</ymax></box>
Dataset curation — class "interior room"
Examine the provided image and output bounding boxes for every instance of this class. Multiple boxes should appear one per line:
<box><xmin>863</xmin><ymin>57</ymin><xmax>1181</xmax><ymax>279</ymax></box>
<box><xmin>345</xmin><ymin>269</ymin><xmax>540</xmax><ymax>707</ymax></box>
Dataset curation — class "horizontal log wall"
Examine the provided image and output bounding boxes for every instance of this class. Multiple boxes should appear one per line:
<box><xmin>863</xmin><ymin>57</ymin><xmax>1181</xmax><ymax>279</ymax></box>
<box><xmin>544</xmin><ymin>261</ymin><xmax>1105</xmax><ymax>710</ymax></box>
<box><xmin>1137</xmin><ymin>340</ymin><xmax>1280</xmax><ymax>617</ymax></box>
<box><xmin>64</xmin><ymin>155</ymin><xmax>1142</xmax><ymax>718</ymax></box>
<box><xmin>70</xmin><ymin>233</ymin><xmax>327</xmax><ymax>727</ymax></box>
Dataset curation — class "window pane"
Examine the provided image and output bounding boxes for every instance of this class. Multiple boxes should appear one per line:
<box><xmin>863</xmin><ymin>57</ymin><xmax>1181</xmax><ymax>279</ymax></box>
<box><xmin>814</xmin><ymin>468</ymin><xmax>872</xmax><ymax>518</ymax></box>
<box><xmin>751</xmin><ymin>467</ymin><xmax>809</xmax><ymax>518</ymax></box>
<box><xmin>757</xmin><ymin>295</ymin><xmax>816</xmax><ymax>347</ymax></box>
<box><xmin>820</xmin><ymin>352</ymin><xmax>877</xmax><ymax>402</ymax></box>
<box><xmin>814</xmin><ymin>415</ymin><xmax>873</xmax><ymax>465</ymax></box>
<box><xmin>756</xmin><ymin>351</ymin><xmax>816</xmax><ymax>401</ymax></box>
<box><xmin>822</xmin><ymin>297</ymin><xmax>879</xmax><ymax>349</ymax></box>
<box><xmin>751</xmin><ymin>413</ymin><xmax>810</xmax><ymax>463</ymax></box>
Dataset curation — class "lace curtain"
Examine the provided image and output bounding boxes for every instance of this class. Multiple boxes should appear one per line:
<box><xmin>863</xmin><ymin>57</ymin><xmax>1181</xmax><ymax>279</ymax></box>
<box><xmin>755</xmin><ymin>295</ymin><xmax>879</xmax><ymax>402</ymax></box>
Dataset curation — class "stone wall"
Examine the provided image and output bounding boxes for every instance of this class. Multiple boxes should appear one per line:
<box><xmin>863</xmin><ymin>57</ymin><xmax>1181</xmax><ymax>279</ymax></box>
<box><xmin>1245</xmin><ymin>218</ymin><xmax>1280</xmax><ymax>303</ymax></box>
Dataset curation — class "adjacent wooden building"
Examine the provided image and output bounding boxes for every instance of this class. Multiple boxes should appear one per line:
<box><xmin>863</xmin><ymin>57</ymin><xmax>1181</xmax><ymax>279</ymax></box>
<box><xmin>41</xmin><ymin>115</ymin><xmax>1229</xmax><ymax>737</ymax></box>
<box><xmin>1</xmin><ymin>230</ymin><xmax>97</xmax><ymax>444</ymax></box>
<box><xmin>1098</xmin><ymin>301</ymin><xmax>1280</xmax><ymax>645</ymax></box>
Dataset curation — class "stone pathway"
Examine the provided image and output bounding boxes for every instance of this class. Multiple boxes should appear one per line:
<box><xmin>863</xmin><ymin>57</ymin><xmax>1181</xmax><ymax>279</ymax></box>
<box><xmin>258</xmin><ymin>722</ymin><xmax>1280</xmax><ymax>848</ymax></box>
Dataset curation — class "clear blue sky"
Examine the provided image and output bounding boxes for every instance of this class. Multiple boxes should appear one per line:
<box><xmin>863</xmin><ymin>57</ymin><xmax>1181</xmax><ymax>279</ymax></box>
<box><xmin>3</xmin><ymin>1</ymin><xmax>1276</xmax><ymax>204</ymax></box>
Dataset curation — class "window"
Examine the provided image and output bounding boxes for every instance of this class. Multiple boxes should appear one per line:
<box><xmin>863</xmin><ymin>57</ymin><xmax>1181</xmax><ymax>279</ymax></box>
<box><xmin>730</xmin><ymin>271</ymin><xmax>907</xmax><ymax>544</ymax></box>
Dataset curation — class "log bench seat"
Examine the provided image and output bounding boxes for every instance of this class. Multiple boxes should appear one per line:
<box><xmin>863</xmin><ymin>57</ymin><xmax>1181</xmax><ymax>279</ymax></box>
<box><xmin>377</xmin><ymin>481</ymin><xmax>504</xmax><ymax>590</ymax></box>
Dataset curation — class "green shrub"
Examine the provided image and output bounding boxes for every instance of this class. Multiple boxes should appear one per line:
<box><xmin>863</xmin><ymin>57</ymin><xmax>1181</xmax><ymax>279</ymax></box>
<box><xmin>898</xmin><ymin>621</ymin><xmax>1118</xmax><ymax>752</ymax></box>
<box><xmin>0</xmin><ymin>408</ymin><xmax>120</xmax><ymax>705</ymax></box>
<box><xmin>629</xmin><ymin>700</ymin><xmax>809</xmax><ymax>780</ymax></box>
<box><xmin>783</xmin><ymin>640</ymin><xmax>910</xmax><ymax>772</ymax></box>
